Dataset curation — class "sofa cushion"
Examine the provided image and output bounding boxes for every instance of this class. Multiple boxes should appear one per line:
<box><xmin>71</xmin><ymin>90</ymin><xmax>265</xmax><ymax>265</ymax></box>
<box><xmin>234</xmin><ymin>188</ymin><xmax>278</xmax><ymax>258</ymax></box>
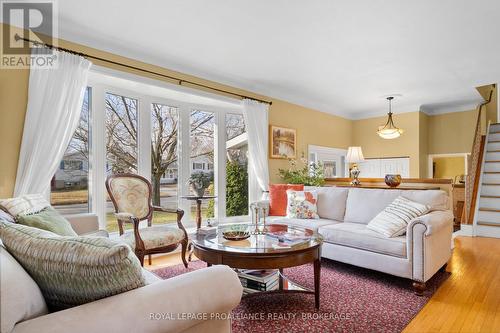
<box><xmin>17</xmin><ymin>207</ymin><xmax>78</xmax><ymax>236</ymax></box>
<box><xmin>268</xmin><ymin>216</ymin><xmax>340</xmax><ymax>232</ymax></box>
<box><xmin>0</xmin><ymin>209</ymin><xmax>15</xmax><ymax>223</ymax></box>
<box><xmin>286</xmin><ymin>190</ymin><xmax>319</xmax><ymax>219</ymax></box>
<box><xmin>318</xmin><ymin>222</ymin><xmax>407</xmax><ymax>258</ymax></box>
<box><xmin>344</xmin><ymin>188</ymin><xmax>402</xmax><ymax>224</ymax></box>
<box><xmin>269</xmin><ymin>184</ymin><xmax>304</xmax><ymax>216</ymax></box>
<box><xmin>0</xmin><ymin>222</ymin><xmax>145</xmax><ymax>310</ymax></box>
<box><xmin>401</xmin><ymin>190</ymin><xmax>449</xmax><ymax>211</ymax></box>
<box><xmin>315</xmin><ymin>187</ymin><xmax>349</xmax><ymax>220</ymax></box>
<box><xmin>0</xmin><ymin>194</ymin><xmax>50</xmax><ymax>217</ymax></box>
<box><xmin>0</xmin><ymin>244</ymin><xmax>48</xmax><ymax>333</ymax></box>
<box><xmin>366</xmin><ymin>196</ymin><xmax>429</xmax><ymax>237</ymax></box>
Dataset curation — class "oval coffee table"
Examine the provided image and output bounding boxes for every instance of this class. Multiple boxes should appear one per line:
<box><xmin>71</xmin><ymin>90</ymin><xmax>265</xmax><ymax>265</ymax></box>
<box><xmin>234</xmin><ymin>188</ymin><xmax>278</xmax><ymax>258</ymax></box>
<box><xmin>191</xmin><ymin>223</ymin><xmax>323</xmax><ymax>308</ymax></box>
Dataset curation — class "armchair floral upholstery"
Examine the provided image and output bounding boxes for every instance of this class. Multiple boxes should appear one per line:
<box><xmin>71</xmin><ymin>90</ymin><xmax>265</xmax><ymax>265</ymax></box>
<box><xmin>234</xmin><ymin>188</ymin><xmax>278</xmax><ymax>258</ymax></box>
<box><xmin>106</xmin><ymin>173</ymin><xmax>188</xmax><ymax>267</ymax></box>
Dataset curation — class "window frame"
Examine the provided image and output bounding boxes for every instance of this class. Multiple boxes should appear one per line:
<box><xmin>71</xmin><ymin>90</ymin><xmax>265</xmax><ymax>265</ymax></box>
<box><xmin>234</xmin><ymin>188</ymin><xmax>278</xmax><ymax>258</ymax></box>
<box><xmin>85</xmin><ymin>74</ymin><xmax>249</xmax><ymax>231</ymax></box>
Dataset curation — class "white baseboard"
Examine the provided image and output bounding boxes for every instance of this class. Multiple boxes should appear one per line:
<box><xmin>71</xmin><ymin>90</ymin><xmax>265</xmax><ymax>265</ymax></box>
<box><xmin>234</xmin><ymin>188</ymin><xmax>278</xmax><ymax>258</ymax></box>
<box><xmin>454</xmin><ymin>224</ymin><xmax>474</xmax><ymax>237</ymax></box>
<box><xmin>474</xmin><ymin>225</ymin><xmax>500</xmax><ymax>238</ymax></box>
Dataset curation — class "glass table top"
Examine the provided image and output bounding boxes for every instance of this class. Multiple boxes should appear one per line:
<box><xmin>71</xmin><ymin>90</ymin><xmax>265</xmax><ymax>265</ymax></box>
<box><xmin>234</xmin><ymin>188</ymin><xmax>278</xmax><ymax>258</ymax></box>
<box><xmin>192</xmin><ymin>223</ymin><xmax>323</xmax><ymax>254</ymax></box>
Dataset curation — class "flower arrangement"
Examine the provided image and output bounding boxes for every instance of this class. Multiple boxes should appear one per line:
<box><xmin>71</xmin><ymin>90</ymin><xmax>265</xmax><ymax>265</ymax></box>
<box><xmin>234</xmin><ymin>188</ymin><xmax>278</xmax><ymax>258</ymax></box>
<box><xmin>278</xmin><ymin>157</ymin><xmax>325</xmax><ymax>186</ymax></box>
<box><xmin>187</xmin><ymin>171</ymin><xmax>212</xmax><ymax>197</ymax></box>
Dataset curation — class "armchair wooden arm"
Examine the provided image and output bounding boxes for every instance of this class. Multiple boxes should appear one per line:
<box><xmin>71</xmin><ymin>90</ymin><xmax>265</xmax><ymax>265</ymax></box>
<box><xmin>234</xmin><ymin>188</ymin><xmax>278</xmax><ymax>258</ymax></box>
<box><xmin>152</xmin><ymin>206</ymin><xmax>187</xmax><ymax>235</ymax></box>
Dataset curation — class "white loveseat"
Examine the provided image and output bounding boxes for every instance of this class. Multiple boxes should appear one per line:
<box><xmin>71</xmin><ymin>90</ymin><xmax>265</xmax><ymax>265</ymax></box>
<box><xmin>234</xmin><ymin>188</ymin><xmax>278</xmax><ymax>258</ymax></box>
<box><xmin>257</xmin><ymin>187</ymin><xmax>453</xmax><ymax>294</ymax></box>
<box><xmin>1</xmin><ymin>215</ymin><xmax>243</xmax><ymax>333</ymax></box>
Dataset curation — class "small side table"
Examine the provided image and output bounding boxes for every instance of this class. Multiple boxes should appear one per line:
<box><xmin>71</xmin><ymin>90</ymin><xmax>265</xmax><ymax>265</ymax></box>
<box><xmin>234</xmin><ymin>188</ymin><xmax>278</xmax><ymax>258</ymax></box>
<box><xmin>180</xmin><ymin>195</ymin><xmax>217</xmax><ymax>229</ymax></box>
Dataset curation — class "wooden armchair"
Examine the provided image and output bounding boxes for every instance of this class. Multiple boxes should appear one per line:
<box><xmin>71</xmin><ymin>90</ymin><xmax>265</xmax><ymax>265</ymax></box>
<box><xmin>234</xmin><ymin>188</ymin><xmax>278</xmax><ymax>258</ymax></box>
<box><xmin>105</xmin><ymin>173</ymin><xmax>188</xmax><ymax>267</ymax></box>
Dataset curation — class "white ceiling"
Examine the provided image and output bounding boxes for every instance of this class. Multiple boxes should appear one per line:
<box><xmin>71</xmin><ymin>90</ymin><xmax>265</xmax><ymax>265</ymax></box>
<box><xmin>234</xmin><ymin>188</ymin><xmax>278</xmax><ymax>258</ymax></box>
<box><xmin>32</xmin><ymin>1</ymin><xmax>500</xmax><ymax>118</ymax></box>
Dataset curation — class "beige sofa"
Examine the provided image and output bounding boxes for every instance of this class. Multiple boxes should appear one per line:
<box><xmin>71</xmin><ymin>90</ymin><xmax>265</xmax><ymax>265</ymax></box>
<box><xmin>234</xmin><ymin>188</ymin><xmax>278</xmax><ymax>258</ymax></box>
<box><xmin>1</xmin><ymin>215</ymin><xmax>242</xmax><ymax>333</ymax></box>
<box><xmin>257</xmin><ymin>187</ymin><xmax>453</xmax><ymax>293</ymax></box>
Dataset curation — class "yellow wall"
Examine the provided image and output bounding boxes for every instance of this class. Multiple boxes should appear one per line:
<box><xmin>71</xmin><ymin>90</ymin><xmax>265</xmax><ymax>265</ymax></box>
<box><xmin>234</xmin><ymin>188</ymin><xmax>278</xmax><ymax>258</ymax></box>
<box><xmin>433</xmin><ymin>156</ymin><xmax>466</xmax><ymax>180</ymax></box>
<box><xmin>268</xmin><ymin>102</ymin><xmax>352</xmax><ymax>183</ymax></box>
<box><xmin>352</xmin><ymin>112</ymin><xmax>421</xmax><ymax>177</ymax></box>
<box><xmin>0</xmin><ymin>24</ymin><xmax>353</xmax><ymax>196</ymax></box>
<box><xmin>427</xmin><ymin>109</ymin><xmax>476</xmax><ymax>155</ymax></box>
<box><xmin>0</xmin><ymin>68</ymin><xmax>29</xmax><ymax>197</ymax></box>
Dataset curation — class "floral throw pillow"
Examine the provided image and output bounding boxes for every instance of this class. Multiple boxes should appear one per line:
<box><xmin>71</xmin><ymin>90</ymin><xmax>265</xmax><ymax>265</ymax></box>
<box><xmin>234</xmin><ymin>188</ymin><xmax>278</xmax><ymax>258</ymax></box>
<box><xmin>286</xmin><ymin>190</ymin><xmax>319</xmax><ymax>219</ymax></box>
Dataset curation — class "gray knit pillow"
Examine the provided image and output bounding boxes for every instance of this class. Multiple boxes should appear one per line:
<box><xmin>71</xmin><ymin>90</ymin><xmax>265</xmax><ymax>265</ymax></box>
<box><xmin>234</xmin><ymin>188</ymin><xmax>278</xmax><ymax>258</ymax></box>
<box><xmin>0</xmin><ymin>222</ymin><xmax>145</xmax><ymax>310</ymax></box>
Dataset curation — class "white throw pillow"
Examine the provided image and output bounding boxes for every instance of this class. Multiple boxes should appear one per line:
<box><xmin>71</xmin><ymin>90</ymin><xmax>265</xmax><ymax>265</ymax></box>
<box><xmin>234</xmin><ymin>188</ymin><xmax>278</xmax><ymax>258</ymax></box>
<box><xmin>286</xmin><ymin>190</ymin><xmax>319</xmax><ymax>219</ymax></box>
<box><xmin>0</xmin><ymin>194</ymin><xmax>50</xmax><ymax>217</ymax></box>
<box><xmin>366</xmin><ymin>196</ymin><xmax>429</xmax><ymax>237</ymax></box>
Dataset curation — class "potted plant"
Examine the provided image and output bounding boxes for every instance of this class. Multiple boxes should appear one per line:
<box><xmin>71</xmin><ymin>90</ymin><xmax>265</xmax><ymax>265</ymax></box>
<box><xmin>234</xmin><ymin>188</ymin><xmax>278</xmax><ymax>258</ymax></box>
<box><xmin>278</xmin><ymin>157</ymin><xmax>325</xmax><ymax>186</ymax></box>
<box><xmin>188</xmin><ymin>171</ymin><xmax>212</xmax><ymax>197</ymax></box>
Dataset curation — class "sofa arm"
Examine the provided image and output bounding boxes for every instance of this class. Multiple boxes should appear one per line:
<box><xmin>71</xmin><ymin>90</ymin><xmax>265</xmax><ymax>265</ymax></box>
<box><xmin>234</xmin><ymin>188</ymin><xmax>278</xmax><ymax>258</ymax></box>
<box><xmin>407</xmin><ymin>210</ymin><xmax>453</xmax><ymax>283</ymax></box>
<box><xmin>65</xmin><ymin>214</ymin><xmax>100</xmax><ymax>235</ymax></box>
<box><xmin>12</xmin><ymin>265</ymin><xmax>243</xmax><ymax>333</ymax></box>
<box><xmin>407</xmin><ymin>210</ymin><xmax>454</xmax><ymax>236</ymax></box>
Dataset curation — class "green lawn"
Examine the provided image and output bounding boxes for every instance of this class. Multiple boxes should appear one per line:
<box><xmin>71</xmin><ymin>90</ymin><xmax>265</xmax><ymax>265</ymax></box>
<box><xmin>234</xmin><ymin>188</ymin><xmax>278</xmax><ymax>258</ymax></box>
<box><xmin>105</xmin><ymin>207</ymin><xmax>210</xmax><ymax>233</ymax></box>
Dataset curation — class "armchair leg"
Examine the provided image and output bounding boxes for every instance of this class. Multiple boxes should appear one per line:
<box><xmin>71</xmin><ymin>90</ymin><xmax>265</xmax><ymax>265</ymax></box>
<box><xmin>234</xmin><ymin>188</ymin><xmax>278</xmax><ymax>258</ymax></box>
<box><xmin>181</xmin><ymin>240</ymin><xmax>188</xmax><ymax>268</ymax></box>
<box><xmin>148</xmin><ymin>254</ymin><xmax>152</xmax><ymax>266</ymax></box>
<box><xmin>412</xmin><ymin>281</ymin><xmax>426</xmax><ymax>296</ymax></box>
<box><xmin>136</xmin><ymin>251</ymin><xmax>145</xmax><ymax>267</ymax></box>
<box><xmin>440</xmin><ymin>263</ymin><xmax>448</xmax><ymax>272</ymax></box>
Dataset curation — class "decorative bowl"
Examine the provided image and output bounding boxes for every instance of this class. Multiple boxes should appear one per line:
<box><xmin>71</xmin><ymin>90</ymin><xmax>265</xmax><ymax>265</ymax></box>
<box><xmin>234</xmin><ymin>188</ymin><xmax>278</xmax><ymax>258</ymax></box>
<box><xmin>385</xmin><ymin>174</ymin><xmax>402</xmax><ymax>187</ymax></box>
<box><xmin>222</xmin><ymin>230</ymin><xmax>251</xmax><ymax>241</ymax></box>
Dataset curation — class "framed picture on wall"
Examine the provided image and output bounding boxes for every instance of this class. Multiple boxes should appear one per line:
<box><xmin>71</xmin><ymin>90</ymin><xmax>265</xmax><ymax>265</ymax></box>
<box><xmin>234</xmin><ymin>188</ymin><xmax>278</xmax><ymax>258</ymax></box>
<box><xmin>270</xmin><ymin>125</ymin><xmax>297</xmax><ymax>159</ymax></box>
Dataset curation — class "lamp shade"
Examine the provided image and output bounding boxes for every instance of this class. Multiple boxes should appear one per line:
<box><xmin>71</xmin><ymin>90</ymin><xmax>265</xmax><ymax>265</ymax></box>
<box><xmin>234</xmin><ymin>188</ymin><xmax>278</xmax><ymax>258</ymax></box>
<box><xmin>346</xmin><ymin>146</ymin><xmax>365</xmax><ymax>163</ymax></box>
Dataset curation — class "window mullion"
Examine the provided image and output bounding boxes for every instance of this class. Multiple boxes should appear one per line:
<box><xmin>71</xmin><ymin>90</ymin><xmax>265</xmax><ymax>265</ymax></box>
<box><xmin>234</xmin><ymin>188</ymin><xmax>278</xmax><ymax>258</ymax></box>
<box><xmin>90</xmin><ymin>84</ymin><xmax>107</xmax><ymax>229</ymax></box>
<box><xmin>138</xmin><ymin>96</ymin><xmax>151</xmax><ymax>180</ymax></box>
<box><xmin>178</xmin><ymin>105</ymin><xmax>192</xmax><ymax>223</ymax></box>
<box><xmin>215</xmin><ymin>109</ymin><xmax>227</xmax><ymax>222</ymax></box>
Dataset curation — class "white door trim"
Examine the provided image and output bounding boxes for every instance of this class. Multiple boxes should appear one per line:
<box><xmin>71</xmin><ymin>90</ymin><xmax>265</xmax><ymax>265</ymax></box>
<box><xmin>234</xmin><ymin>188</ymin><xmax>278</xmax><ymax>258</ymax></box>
<box><xmin>427</xmin><ymin>153</ymin><xmax>470</xmax><ymax>178</ymax></box>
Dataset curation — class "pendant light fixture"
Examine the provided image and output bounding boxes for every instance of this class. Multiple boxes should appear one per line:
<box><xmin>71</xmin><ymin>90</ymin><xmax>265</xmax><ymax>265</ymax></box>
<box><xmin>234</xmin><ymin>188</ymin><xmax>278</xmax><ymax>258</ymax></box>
<box><xmin>377</xmin><ymin>96</ymin><xmax>403</xmax><ymax>139</ymax></box>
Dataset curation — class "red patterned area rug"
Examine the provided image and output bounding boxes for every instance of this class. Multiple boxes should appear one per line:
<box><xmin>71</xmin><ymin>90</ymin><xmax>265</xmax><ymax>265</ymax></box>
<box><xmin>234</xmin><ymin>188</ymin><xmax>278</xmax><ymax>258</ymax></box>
<box><xmin>153</xmin><ymin>259</ymin><xmax>449</xmax><ymax>333</ymax></box>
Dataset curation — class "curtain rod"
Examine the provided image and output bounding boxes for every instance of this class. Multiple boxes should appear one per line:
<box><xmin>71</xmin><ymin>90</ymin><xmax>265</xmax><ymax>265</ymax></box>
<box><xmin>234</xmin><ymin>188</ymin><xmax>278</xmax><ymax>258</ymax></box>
<box><xmin>15</xmin><ymin>34</ymin><xmax>272</xmax><ymax>105</ymax></box>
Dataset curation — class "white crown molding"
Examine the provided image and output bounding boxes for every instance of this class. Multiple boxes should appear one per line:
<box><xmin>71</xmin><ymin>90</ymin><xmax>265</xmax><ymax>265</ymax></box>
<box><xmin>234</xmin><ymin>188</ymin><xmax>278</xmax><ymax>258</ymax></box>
<box><xmin>420</xmin><ymin>99</ymin><xmax>483</xmax><ymax>115</ymax></box>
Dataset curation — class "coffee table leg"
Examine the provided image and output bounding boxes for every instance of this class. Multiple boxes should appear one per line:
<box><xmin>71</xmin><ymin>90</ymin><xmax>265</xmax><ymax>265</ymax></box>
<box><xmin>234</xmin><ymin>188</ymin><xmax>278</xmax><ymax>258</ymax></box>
<box><xmin>279</xmin><ymin>268</ymin><xmax>284</xmax><ymax>290</ymax></box>
<box><xmin>314</xmin><ymin>259</ymin><xmax>321</xmax><ymax>309</ymax></box>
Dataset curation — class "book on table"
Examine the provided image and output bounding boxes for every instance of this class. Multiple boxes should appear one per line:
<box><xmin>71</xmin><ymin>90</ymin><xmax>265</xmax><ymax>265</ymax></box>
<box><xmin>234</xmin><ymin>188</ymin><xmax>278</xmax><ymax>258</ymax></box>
<box><xmin>265</xmin><ymin>231</ymin><xmax>310</xmax><ymax>246</ymax></box>
<box><xmin>238</xmin><ymin>269</ymin><xmax>279</xmax><ymax>293</ymax></box>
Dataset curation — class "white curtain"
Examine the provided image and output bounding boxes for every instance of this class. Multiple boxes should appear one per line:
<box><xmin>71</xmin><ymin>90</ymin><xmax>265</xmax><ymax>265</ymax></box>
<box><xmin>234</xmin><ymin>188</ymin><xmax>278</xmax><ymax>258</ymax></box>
<box><xmin>14</xmin><ymin>48</ymin><xmax>92</xmax><ymax>196</ymax></box>
<box><xmin>242</xmin><ymin>99</ymin><xmax>270</xmax><ymax>203</ymax></box>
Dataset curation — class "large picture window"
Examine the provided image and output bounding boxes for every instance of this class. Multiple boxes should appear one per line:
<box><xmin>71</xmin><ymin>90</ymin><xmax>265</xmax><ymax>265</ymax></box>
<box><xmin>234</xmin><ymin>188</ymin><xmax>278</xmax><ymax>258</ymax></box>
<box><xmin>57</xmin><ymin>72</ymin><xmax>250</xmax><ymax>232</ymax></box>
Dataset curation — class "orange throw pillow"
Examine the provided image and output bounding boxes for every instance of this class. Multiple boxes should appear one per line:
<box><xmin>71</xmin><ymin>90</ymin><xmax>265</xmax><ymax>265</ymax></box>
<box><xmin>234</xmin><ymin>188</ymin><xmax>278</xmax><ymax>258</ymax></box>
<box><xmin>269</xmin><ymin>184</ymin><xmax>304</xmax><ymax>216</ymax></box>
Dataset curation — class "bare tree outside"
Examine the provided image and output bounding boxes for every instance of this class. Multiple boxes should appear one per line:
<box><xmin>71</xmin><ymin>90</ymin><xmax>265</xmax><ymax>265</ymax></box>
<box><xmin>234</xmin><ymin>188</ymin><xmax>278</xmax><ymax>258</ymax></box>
<box><xmin>105</xmin><ymin>93</ymin><xmax>138</xmax><ymax>174</ymax></box>
<box><xmin>51</xmin><ymin>91</ymin><xmax>248</xmax><ymax>226</ymax></box>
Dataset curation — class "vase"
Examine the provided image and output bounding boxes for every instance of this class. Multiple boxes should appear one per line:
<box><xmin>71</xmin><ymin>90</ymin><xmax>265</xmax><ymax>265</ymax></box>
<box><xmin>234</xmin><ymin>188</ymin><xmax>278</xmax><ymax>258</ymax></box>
<box><xmin>190</xmin><ymin>184</ymin><xmax>206</xmax><ymax>197</ymax></box>
<box><xmin>385</xmin><ymin>174</ymin><xmax>402</xmax><ymax>187</ymax></box>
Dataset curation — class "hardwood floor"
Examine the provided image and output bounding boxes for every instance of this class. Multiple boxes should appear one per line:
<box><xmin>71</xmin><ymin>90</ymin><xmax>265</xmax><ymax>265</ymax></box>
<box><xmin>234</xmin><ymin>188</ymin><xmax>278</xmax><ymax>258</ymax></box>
<box><xmin>146</xmin><ymin>236</ymin><xmax>500</xmax><ymax>333</ymax></box>
<box><xmin>404</xmin><ymin>236</ymin><xmax>500</xmax><ymax>333</ymax></box>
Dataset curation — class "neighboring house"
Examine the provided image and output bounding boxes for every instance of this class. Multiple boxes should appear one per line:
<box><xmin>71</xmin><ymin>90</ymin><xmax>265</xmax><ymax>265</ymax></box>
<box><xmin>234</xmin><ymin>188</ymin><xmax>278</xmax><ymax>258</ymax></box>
<box><xmin>52</xmin><ymin>152</ymin><xmax>89</xmax><ymax>189</ymax></box>
<box><xmin>54</xmin><ymin>133</ymin><xmax>247</xmax><ymax>189</ymax></box>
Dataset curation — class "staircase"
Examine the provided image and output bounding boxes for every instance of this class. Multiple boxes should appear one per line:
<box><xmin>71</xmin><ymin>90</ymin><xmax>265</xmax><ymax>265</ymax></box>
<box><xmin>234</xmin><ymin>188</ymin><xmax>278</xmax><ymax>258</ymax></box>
<box><xmin>477</xmin><ymin>123</ymin><xmax>500</xmax><ymax>227</ymax></box>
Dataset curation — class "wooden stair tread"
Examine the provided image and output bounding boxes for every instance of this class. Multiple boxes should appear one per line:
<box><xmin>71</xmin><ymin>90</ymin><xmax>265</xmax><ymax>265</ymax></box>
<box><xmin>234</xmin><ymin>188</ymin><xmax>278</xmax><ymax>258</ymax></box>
<box><xmin>490</xmin><ymin>131</ymin><xmax>500</xmax><ymax>134</ymax></box>
<box><xmin>489</xmin><ymin>140</ymin><xmax>500</xmax><ymax>143</ymax></box>
<box><xmin>484</xmin><ymin>172</ymin><xmax>500</xmax><ymax>174</ymax></box>
<box><xmin>485</xmin><ymin>160</ymin><xmax>500</xmax><ymax>163</ymax></box>
<box><xmin>477</xmin><ymin>221</ymin><xmax>500</xmax><ymax>227</ymax></box>
<box><xmin>480</xmin><ymin>195</ymin><xmax>500</xmax><ymax>198</ymax></box>
<box><xmin>487</xmin><ymin>150</ymin><xmax>500</xmax><ymax>152</ymax></box>
<box><xmin>482</xmin><ymin>183</ymin><xmax>500</xmax><ymax>186</ymax></box>
<box><xmin>479</xmin><ymin>208</ymin><xmax>500</xmax><ymax>212</ymax></box>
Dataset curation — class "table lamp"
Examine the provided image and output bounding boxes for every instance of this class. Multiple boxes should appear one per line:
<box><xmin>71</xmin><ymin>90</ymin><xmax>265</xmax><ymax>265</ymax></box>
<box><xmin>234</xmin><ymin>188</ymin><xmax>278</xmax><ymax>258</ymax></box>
<box><xmin>346</xmin><ymin>147</ymin><xmax>365</xmax><ymax>185</ymax></box>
